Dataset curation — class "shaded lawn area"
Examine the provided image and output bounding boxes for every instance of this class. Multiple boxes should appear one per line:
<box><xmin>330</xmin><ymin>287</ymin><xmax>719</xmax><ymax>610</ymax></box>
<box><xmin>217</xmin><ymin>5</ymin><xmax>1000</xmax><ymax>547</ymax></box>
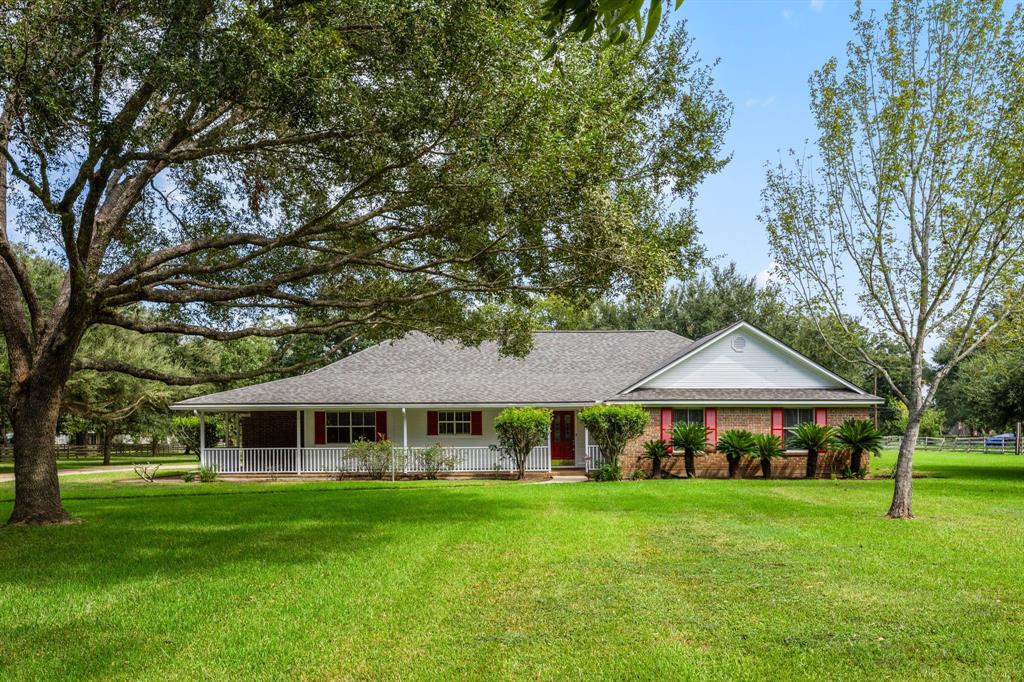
<box><xmin>1</xmin><ymin>452</ymin><xmax>1023</xmax><ymax>681</ymax></box>
<box><xmin>0</xmin><ymin>453</ymin><xmax>197</xmax><ymax>475</ymax></box>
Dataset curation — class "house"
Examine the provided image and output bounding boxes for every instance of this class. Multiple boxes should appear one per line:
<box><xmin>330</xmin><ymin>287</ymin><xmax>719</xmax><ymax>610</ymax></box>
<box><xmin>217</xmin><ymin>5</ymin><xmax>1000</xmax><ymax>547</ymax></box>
<box><xmin>171</xmin><ymin>321</ymin><xmax>882</xmax><ymax>478</ymax></box>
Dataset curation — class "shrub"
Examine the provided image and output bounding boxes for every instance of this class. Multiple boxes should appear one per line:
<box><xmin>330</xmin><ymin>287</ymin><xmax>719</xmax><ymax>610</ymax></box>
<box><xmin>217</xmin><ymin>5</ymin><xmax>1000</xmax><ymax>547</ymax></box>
<box><xmin>198</xmin><ymin>465</ymin><xmax>219</xmax><ymax>483</ymax></box>
<box><xmin>578</xmin><ymin>405</ymin><xmax>648</xmax><ymax>473</ymax></box>
<box><xmin>350</xmin><ymin>439</ymin><xmax>403</xmax><ymax>480</ymax></box>
<box><xmin>787</xmin><ymin>423</ymin><xmax>837</xmax><ymax>479</ymax></box>
<box><xmin>591</xmin><ymin>461</ymin><xmax>622</xmax><ymax>482</ymax></box>
<box><xmin>751</xmin><ymin>433</ymin><xmax>784</xmax><ymax>479</ymax></box>
<box><xmin>630</xmin><ymin>467</ymin><xmax>649</xmax><ymax>480</ymax></box>
<box><xmin>182</xmin><ymin>471</ymin><xmax>197</xmax><ymax>483</ymax></box>
<box><xmin>640</xmin><ymin>439</ymin><xmax>673</xmax><ymax>478</ymax></box>
<box><xmin>716</xmin><ymin>429</ymin><xmax>756</xmax><ymax>479</ymax></box>
<box><xmin>172</xmin><ymin>415</ymin><xmax>220</xmax><ymax>458</ymax></box>
<box><xmin>419</xmin><ymin>444</ymin><xmax>459</xmax><ymax>479</ymax></box>
<box><xmin>494</xmin><ymin>407</ymin><xmax>553</xmax><ymax>480</ymax></box>
<box><xmin>834</xmin><ymin>418</ymin><xmax>883</xmax><ymax>476</ymax></box>
<box><xmin>671</xmin><ymin>421</ymin><xmax>711</xmax><ymax>478</ymax></box>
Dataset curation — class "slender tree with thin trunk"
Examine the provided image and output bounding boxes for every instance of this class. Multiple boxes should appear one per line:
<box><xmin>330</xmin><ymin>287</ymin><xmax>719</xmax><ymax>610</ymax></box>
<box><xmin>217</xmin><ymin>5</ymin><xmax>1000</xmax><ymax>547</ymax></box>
<box><xmin>0</xmin><ymin>1</ymin><xmax>729</xmax><ymax>524</ymax></box>
<box><xmin>762</xmin><ymin>0</ymin><xmax>1024</xmax><ymax>518</ymax></box>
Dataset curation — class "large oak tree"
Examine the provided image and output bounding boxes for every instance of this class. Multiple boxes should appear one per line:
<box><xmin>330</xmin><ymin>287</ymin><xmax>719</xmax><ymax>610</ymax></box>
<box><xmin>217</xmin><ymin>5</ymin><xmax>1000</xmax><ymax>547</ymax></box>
<box><xmin>0</xmin><ymin>1</ymin><xmax>729</xmax><ymax>523</ymax></box>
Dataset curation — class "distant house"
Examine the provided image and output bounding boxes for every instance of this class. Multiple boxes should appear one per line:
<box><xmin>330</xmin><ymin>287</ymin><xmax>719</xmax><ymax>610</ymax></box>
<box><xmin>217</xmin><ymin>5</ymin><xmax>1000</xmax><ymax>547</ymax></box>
<box><xmin>172</xmin><ymin>321</ymin><xmax>881</xmax><ymax>478</ymax></box>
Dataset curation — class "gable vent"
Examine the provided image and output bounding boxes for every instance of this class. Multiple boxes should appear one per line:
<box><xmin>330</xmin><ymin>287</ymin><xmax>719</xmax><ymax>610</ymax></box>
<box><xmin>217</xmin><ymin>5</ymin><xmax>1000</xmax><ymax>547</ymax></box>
<box><xmin>731</xmin><ymin>336</ymin><xmax>747</xmax><ymax>353</ymax></box>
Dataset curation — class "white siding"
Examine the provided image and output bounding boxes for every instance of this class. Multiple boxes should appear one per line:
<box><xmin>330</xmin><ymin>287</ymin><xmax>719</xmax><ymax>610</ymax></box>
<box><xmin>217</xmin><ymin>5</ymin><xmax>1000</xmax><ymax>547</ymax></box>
<box><xmin>640</xmin><ymin>329</ymin><xmax>844</xmax><ymax>389</ymax></box>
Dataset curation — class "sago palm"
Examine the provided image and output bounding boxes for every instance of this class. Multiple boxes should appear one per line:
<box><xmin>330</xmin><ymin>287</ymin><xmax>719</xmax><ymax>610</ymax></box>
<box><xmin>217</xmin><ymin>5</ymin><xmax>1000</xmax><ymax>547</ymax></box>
<box><xmin>787</xmin><ymin>422</ymin><xmax>837</xmax><ymax>479</ymax></box>
<box><xmin>834</xmin><ymin>418</ymin><xmax>883</xmax><ymax>476</ymax></box>
<box><xmin>640</xmin><ymin>439</ymin><xmax>673</xmax><ymax>478</ymax></box>
<box><xmin>671</xmin><ymin>421</ymin><xmax>710</xmax><ymax>478</ymax></box>
<box><xmin>716</xmin><ymin>429</ymin><xmax>756</xmax><ymax>479</ymax></box>
<box><xmin>751</xmin><ymin>433</ymin><xmax>784</xmax><ymax>479</ymax></box>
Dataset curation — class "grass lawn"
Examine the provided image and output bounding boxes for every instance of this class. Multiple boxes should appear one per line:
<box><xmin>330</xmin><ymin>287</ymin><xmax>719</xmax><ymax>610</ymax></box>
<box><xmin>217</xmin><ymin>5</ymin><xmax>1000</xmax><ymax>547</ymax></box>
<box><xmin>0</xmin><ymin>453</ymin><xmax>198</xmax><ymax>475</ymax></box>
<box><xmin>1</xmin><ymin>451</ymin><xmax>1023</xmax><ymax>681</ymax></box>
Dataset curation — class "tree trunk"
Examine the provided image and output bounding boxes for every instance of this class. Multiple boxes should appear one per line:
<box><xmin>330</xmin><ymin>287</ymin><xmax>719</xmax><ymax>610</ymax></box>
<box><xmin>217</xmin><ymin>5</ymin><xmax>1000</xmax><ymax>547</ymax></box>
<box><xmin>887</xmin><ymin>412</ymin><xmax>922</xmax><ymax>519</ymax></box>
<box><xmin>684</xmin><ymin>452</ymin><xmax>696</xmax><ymax>478</ymax></box>
<box><xmin>7</xmin><ymin>380</ymin><xmax>72</xmax><ymax>525</ymax></box>
<box><xmin>652</xmin><ymin>457</ymin><xmax>662</xmax><ymax>479</ymax></box>
<box><xmin>805</xmin><ymin>450</ymin><xmax>818</xmax><ymax>479</ymax></box>
<box><xmin>101</xmin><ymin>426</ymin><xmax>113</xmax><ymax>466</ymax></box>
<box><xmin>727</xmin><ymin>455</ymin><xmax>740</xmax><ymax>479</ymax></box>
<box><xmin>517</xmin><ymin>453</ymin><xmax>527</xmax><ymax>480</ymax></box>
<box><xmin>761</xmin><ymin>458</ymin><xmax>771</xmax><ymax>479</ymax></box>
<box><xmin>850</xmin><ymin>448</ymin><xmax>863</xmax><ymax>475</ymax></box>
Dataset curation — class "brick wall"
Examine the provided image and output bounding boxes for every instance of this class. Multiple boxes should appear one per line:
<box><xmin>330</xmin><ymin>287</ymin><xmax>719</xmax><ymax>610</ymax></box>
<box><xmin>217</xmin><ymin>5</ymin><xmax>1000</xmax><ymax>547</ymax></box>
<box><xmin>620</xmin><ymin>406</ymin><xmax>871</xmax><ymax>479</ymax></box>
<box><xmin>241</xmin><ymin>411</ymin><xmax>298</xmax><ymax>448</ymax></box>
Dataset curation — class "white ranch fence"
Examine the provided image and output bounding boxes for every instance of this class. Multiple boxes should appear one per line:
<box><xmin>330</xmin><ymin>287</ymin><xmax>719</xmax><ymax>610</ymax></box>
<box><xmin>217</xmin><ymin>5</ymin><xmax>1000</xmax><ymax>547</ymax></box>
<box><xmin>201</xmin><ymin>445</ymin><xmax>552</xmax><ymax>475</ymax></box>
<box><xmin>882</xmin><ymin>435</ymin><xmax>1020</xmax><ymax>454</ymax></box>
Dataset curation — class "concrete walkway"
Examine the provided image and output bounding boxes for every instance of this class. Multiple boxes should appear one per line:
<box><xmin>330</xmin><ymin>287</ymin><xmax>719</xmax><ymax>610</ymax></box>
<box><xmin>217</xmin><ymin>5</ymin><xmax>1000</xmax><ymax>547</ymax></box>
<box><xmin>0</xmin><ymin>463</ymin><xmax>198</xmax><ymax>484</ymax></box>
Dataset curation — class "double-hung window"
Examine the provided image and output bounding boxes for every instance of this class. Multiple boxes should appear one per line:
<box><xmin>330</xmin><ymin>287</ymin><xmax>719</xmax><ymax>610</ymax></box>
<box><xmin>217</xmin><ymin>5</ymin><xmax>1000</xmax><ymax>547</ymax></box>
<box><xmin>672</xmin><ymin>408</ymin><xmax>705</xmax><ymax>425</ymax></box>
<box><xmin>783</xmin><ymin>408</ymin><xmax>814</xmax><ymax>433</ymax></box>
<box><xmin>325</xmin><ymin>411</ymin><xmax>377</xmax><ymax>444</ymax></box>
<box><xmin>437</xmin><ymin>411</ymin><xmax>472</xmax><ymax>436</ymax></box>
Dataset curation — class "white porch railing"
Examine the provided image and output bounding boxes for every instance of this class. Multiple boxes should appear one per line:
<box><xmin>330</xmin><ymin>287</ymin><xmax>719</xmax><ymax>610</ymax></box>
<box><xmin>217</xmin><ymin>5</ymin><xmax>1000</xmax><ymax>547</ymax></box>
<box><xmin>201</xmin><ymin>445</ymin><xmax>552</xmax><ymax>475</ymax></box>
<box><xmin>585</xmin><ymin>445</ymin><xmax>614</xmax><ymax>471</ymax></box>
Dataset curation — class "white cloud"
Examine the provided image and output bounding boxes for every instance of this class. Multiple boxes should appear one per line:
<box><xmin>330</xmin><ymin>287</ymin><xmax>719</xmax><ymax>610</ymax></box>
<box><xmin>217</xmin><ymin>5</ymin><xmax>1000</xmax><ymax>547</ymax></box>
<box><xmin>744</xmin><ymin>96</ymin><xmax>776</xmax><ymax>109</ymax></box>
<box><xmin>755</xmin><ymin>262</ymin><xmax>782</xmax><ymax>289</ymax></box>
<box><xmin>809</xmin><ymin>0</ymin><xmax>825</xmax><ymax>12</ymax></box>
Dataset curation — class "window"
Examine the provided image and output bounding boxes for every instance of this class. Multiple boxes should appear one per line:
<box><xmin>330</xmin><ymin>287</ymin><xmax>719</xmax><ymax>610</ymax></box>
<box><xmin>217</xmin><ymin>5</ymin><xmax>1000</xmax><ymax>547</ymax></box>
<box><xmin>326</xmin><ymin>411</ymin><xmax>377</xmax><ymax>444</ymax></box>
<box><xmin>438</xmin><ymin>411</ymin><xmax>472</xmax><ymax>436</ymax></box>
<box><xmin>672</xmin><ymin>408</ymin><xmax>705</xmax><ymax>425</ymax></box>
<box><xmin>784</xmin><ymin>408</ymin><xmax>815</xmax><ymax>431</ymax></box>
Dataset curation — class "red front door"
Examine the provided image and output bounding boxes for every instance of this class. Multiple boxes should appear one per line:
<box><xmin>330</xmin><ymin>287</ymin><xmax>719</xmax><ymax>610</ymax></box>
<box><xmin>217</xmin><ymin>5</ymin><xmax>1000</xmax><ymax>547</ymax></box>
<box><xmin>551</xmin><ymin>411</ymin><xmax>575</xmax><ymax>465</ymax></box>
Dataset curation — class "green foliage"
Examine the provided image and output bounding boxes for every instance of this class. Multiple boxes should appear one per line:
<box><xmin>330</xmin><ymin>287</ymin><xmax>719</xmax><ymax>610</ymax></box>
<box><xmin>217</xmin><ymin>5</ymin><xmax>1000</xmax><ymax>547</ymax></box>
<box><xmin>349</xmin><ymin>440</ymin><xmax>401</xmax><ymax>481</ymax></box>
<box><xmin>182</xmin><ymin>471</ymin><xmax>197</xmax><ymax>483</ymax></box>
<box><xmin>494</xmin><ymin>407</ymin><xmax>553</xmax><ymax>480</ymax></box>
<box><xmin>716</xmin><ymin>429</ymin><xmax>756</xmax><ymax>462</ymax></box>
<box><xmin>578</xmin><ymin>405</ymin><xmax>649</xmax><ymax>465</ymax></box>
<box><xmin>671</xmin><ymin>421</ymin><xmax>710</xmax><ymax>456</ymax></box>
<box><xmin>751</xmin><ymin>434</ymin><xmax>784</xmax><ymax>461</ymax></box>
<box><xmin>835</xmin><ymin>419</ymin><xmax>883</xmax><ymax>457</ymax></box>
<box><xmin>591</xmin><ymin>461</ymin><xmax>623</xmax><ymax>482</ymax></box>
<box><xmin>419</xmin><ymin>444</ymin><xmax>459</xmax><ymax>480</ymax></box>
<box><xmin>640</xmin><ymin>439</ymin><xmax>672</xmax><ymax>462</ymax></box>
<box><xmin>883</xmin><ymin>399</ymin><xmax>946</xmax><ymax>438</ymax></box>
<box><xmin>786</xmin><ymin>423</ymin><xmax>836</xmax><ymax>455</ymax></box>
<box><xmin>198</xmin><ymin>466</ymin><xmax>218</xmax><ymax>483</ymax></box>
<box><xmin>540</xmin><ymin>0</ymin><xmax>681</xmax><ymax>56</ymax></box>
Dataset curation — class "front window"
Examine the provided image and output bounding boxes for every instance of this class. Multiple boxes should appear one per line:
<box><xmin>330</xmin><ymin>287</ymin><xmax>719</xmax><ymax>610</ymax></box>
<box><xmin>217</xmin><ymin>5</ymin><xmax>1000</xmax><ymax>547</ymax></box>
<box><xmin>438</xmin><ymin>411</ymin><xmax>472</xmax><ymax>436</ymax></box>
<box><xmin>672</xmin><ymin>408</ymin><xmax>705</xmax><ymax>425</ymax></box>
<box><xmin>784</xmin><ymin>408</ymin><xmax>815</xmax><ymax>432</ymax></box>
<box><xmin>326</xmin><ymin>411</ymin><xmax>377</xmax><ymax>443</ymax></box>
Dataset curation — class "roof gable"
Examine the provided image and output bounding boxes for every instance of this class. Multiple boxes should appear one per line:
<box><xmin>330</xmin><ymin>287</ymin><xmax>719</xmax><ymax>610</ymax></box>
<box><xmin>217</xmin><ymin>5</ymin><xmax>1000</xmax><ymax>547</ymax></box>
<box><xmin>624</xmin><ymin>321</ymin><xmax>866</xmax><ymax>394</ymax></box>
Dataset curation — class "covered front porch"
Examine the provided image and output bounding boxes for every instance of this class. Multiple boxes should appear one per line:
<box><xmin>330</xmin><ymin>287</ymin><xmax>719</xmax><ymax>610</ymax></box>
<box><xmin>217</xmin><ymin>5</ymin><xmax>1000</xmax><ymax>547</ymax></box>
<box><xmin>193</xmin><ymin>407</ymin><xmax>608</xmax><ymax>475</ymax></box>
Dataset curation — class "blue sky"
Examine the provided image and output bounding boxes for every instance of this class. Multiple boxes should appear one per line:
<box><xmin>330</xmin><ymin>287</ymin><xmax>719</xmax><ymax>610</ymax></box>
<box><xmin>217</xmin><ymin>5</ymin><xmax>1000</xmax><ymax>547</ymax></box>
<box><xmin>676</xmin><ymin>0</ymin><xmax>883</xmax><ymax>284</ymax></box>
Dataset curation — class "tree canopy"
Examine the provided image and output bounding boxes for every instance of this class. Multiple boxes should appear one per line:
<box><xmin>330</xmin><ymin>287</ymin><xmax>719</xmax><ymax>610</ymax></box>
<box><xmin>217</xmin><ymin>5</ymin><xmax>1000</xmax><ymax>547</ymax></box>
<box><xmin>1</xmin><ymin>0</ymin><xmax>729</xmax><ymax>523</ymax></box>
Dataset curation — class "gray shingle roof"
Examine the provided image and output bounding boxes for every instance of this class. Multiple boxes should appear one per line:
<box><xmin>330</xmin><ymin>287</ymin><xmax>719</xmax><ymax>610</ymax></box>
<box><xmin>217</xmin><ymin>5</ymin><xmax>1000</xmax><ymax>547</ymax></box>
<box><xmin>174</xmin><ymin>330</ymin><xmax>694</xmax><ymax>407</ymax></box>
<box><xmin>612</xmin><ymin>388</ymin><xmax>882</xmax><ymax>403</ymax></box>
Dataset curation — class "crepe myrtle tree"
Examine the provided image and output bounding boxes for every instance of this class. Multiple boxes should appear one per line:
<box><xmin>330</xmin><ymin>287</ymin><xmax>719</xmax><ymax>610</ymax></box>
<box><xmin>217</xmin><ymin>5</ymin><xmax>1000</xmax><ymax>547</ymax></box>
<box><xmin>761</xmin><ymin>0</ymin><xmax>1024</xmax><ymax>518</ymax></box>
<box><xmin>0</xmin><ymin>1</ymin><xmax>729</xmax><ymax>524</ymax></box>
<box><xmin>540</xmin><ymin>0</ymin><xmax>683</xmax><ymax>55</ymax></box>
<box><xmin>578</xmin><ymin>404</ymin><xmax>649</xmax><ymax>470</ymax></box>
<box><xmin>494</xmin><ymin>407</ymin><xmax>553</xmax><ymax>480</ymax></box>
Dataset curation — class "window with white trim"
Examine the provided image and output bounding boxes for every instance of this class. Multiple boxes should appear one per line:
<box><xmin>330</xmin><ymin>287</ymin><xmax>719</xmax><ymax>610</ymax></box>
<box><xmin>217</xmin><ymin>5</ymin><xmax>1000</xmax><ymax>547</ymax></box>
<box><xmin>783</xmin><ymin>408</ymin><xmax>814</xmax><ymax>431</ymax></box>
<box><xmin>438</xmin><ymin>411</ymin><xmax>472</xmax><ymax>435</ymax></box>
<box><xmin>672</xmin><ymin>408</ymin><xmax>705</xmax><ymax>425</ymax></box>
<box><xmin>326</xmin><ymin>411</ymin><xmax>377</xmax><ymax>444</ymax></box>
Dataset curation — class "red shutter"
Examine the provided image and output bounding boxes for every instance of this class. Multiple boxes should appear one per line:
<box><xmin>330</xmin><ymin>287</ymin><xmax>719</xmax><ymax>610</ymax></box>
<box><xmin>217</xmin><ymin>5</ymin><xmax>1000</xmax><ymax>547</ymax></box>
<box><xmin>815</xmin><ymin>408</ymin><xmax>828</xmax><ymax>426</ymax></box>
<box><xmin>427</xmin><ymin>411</ymin><xmax>438</xmax><ymax>437</ymax></box>
<box><xmin>470</xmin><ymin>411</ymin><xmax>483</xmax><ymax>436</ymax></box>
<box><xmin>771</xmin><ymin>408</ymin><xmax>785</xmax><ymax>444</ymax></box>
<box><xmin>660</xmin><ymin>408</ymin><xmax>673</xmax><ymax>452</ymax></box>
<box><xmin>704</xmin><ymin>408</ymin><xmax>718</xmax><ymax>445</ymax></box>
<box><xmin>375</xmin><ymin>411</ymin><xmax>388</xmax><ymax>441</ymax></box>
<box><xmin>314</xmin><ymin>411</ymin><xmax>327</xmax><ymax>445</ymax></box>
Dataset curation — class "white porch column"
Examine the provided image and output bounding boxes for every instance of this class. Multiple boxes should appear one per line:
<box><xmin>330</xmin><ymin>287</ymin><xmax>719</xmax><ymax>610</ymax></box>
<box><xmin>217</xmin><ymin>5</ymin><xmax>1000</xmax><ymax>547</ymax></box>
<box><xmin>295</xmin><ymin>410</ymin><xmax>302</xmax><ymax>475</ymax></box>
<box><xmin>402</xmin><ymin>408</ymin><xmax>409</xmax><ymax>469</ymax></box>
<box><xmin>584</xmin><ymin>426</ymin><xmax>589</xmax><ymax>467</ymax></box>
<box><xmin>198</xmin><ymin>411</ymin><xmax>206</xmax><ymax>467</ymax></box>
<box><xmin>547</xmin><ymin>421</ymin><xmax>552</xmax><ymax>472</ymax></box>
